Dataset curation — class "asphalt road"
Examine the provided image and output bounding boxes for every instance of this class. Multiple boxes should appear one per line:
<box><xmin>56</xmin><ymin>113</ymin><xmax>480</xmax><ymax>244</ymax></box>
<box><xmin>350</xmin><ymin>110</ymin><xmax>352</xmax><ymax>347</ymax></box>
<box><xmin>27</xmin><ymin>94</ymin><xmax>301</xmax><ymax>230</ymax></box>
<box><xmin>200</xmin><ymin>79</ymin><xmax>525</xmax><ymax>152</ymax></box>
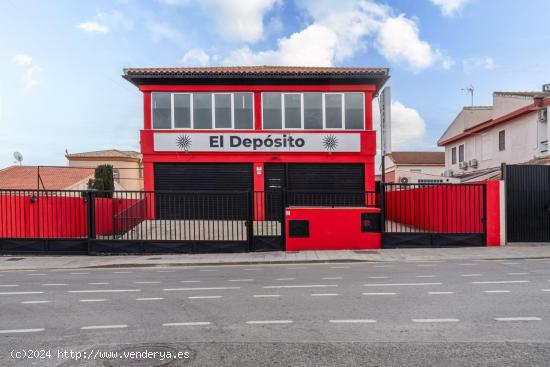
<box><xmin>1</xmin><ymin>259</ymin><xmax>550</xmax><ymax>366</ymax></box>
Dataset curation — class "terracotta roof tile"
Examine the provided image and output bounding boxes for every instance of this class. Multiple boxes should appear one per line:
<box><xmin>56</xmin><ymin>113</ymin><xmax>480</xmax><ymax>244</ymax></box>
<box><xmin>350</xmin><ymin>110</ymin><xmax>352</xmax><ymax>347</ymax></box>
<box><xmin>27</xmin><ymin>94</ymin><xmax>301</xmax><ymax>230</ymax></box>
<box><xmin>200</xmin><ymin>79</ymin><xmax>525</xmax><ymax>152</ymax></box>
<box><xmin>66</xmin><ymin>149</ymin><xmax>142</xmax><ymax>159</ymax></box>
<box><xmin>387</xmin><ymin>151</ymin><xmax>445</xmax><ymax>165</ymax></box>
<box><xmin>0</xmin><ymin>166</ymin><xmax>95</xmax><ymax>190</ymax></box>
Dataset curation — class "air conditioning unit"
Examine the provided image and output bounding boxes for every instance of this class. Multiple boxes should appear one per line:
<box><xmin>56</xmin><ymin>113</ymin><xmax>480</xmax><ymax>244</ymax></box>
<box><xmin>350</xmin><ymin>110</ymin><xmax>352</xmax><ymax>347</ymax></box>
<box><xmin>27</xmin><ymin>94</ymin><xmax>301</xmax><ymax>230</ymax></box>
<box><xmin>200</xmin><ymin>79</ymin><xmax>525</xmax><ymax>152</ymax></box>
<box><xmin>469</xmin><ymin>159</ymin><xmax>479</xmax><ymax>168</ymax></box>
<box><xmin>442</xmin><ymin>169</ymin><xmax>454</xmax><ymax>177</ymax></box>
<box><xmin>399</xmin><ymin>176</ymin><xmax>409</xmax><ymax>184</ymax></box>
<box><xmin>459</xmin><ymin>161</ymin><xmax>468</xmax><ymax>170</ymax></box>
<box><xmin>539</xmin><ymin>109</ymin><xmax>548</xmax><ymax>123</ymax></box>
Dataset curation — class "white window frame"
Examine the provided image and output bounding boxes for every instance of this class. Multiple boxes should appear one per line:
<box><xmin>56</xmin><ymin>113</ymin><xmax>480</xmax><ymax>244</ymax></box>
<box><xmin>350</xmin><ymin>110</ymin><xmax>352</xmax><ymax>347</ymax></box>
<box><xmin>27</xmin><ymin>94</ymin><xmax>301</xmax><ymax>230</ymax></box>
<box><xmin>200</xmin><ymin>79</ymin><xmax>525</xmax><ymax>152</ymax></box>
<box><xmin>282</xmin><ymin>93</ymin><xmax>303</xmax><ymax>130</ymax></box>
<box><xmin>323</xmin><ymin>93</ymin><xmax>345</xmax><ymax>130</ymax></box>
<box><xmin>212</xmin><ymin>93</ymin><xmax>234</xmax><ymax>130</ymax></box>
<box><xmin>343</xmin><ymin>92</ymin><xmax>365</xmax><ymax>130</ymax></box>
<box><xmin>151</xmin><ymin>92</ymin><xmax>173</xmax><ymax>130</ymax></box>
<box><xmin>172</xmin><ymin>93</ymin><xmax>193</xmax><ymax>129</ymax></box>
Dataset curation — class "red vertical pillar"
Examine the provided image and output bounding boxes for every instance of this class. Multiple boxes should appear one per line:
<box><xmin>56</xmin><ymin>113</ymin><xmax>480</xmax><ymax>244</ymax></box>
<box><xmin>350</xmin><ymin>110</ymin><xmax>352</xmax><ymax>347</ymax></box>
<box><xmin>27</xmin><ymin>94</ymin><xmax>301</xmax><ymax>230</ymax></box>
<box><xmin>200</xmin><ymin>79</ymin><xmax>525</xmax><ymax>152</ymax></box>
<box><xmin>253</xmin><ymin>91</ymin><xmax>262</xmax><ymax>130</ymax></box>
<box><xmin>143</xmin><ymin>91</ymin><xmax>152</xmax><ymax>130</ymax></box>
<box><xmin>485</xmin><ymin>180</ymin><xmax>501</xmax><ymax>246</ymax></box>
<box><xmin>364</xmin><ymin>91</ymin><xmax>373</xmax><ymax>130</ymax></box>
<box><xmin>253</xmin><ymin>163</ymin><xmax>265</xmax><ymax>221</ymax></box>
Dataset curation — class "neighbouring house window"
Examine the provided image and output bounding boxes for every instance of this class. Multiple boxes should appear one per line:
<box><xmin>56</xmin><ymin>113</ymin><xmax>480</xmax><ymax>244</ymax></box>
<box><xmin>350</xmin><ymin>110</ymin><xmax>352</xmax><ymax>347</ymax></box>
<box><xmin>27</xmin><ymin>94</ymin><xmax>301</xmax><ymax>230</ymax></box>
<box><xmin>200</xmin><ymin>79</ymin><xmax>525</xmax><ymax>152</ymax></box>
<box><xmin>458</xmin><ymin>144</ymin><xmax>465</xmax><ymax>162</ymax></box>
<box><xmin>152</xmin><ymin>92</ymin><xmax>253</xmax><ymax>130</ymax></box>
<box><xmin>174</xmin><ymin>94</ymin><xmax>191</xmax><ymax>128</ymax></box>
<box><xmin>499</xmin><ymin>130</ymin><xmax>506</xmax><ymax>151</ymax></box>
<box><xmin>451</xmin><ymin>147</ymin><xmax>457</xmax><ymax>165</ymax></box>
<box><xmin>261</xmin><ymin>92</ymin><xmax>364</xmax><ymax>130</ymax></box>
<box><xmin>419</xmin><ymin>179</ymin><xmax>444</xmax><ymax>184</ymax></box>
<box><xmin>410</xmin><ymin>169</ymin><xmax>421</xmax><ymax>173</ymax></box>
<box><xmin>481</xmin><ymin>133</ymin><xmax>492</xmax><ymax>160</ymax></box>
<box><xmin>112</xmin><ymin>170</ymin><xmax>120</xmax><ymax>183</ymax></box>
<box><xmin>152</xmin><ymin>92</ymin><xmax>172</xmax><ymax>129</ymax></box>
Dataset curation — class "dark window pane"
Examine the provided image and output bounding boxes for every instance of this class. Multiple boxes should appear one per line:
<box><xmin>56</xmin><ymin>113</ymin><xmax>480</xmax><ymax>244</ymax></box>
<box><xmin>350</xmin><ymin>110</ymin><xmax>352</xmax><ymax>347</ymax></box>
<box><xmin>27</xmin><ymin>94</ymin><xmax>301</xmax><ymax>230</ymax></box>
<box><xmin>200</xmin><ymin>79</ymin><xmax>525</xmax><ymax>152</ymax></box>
<box><xmin>284</xmin><ymin>94</ymin><xmax>301</xmax><ymax>128</ymax></box>
<box><xmin>304</xmin><ymin>93</ymin><xmax>322</xmax><ymax>129</ymax></box>
<box><xmin>234</xmin><ymin>92</ymin><xmax>253</xmax><ymax>129</ymax></box>
<box><xmin>325</xmin><ymin>94</ymin><xmax>342</xmax><ymax>128</ymax></box>
<box><xmin>193</xmin><ymin>93</ymin><xmax>212</xmax><ymax>129</ymax></box>
<box><xmin>215</xmin><ymin>94</ymin><xmax>232</xmax><ymax>128</ymax></box>
<box><xmin>344</xmin><ymin>93</ymin><xmax>364</xmax><ymax>130</ymax></box>
<box><xmin>152</xmin><ymin>92</ymin><xmax>171</xmax><ymax>129</ymax></box>
<box><xmin>499</xmin><ymin>130</ymin><xmax>505</xmax><ymax>151</ymax></box>
<box><xmin>263</xmin><ymin>93</ymin><xmax>282</xmax><ymax>129</ymax></box>
<box><xmin>452</xmin><ymin>147</ymin><xmax>457</xmax><ymax>164</ymax></box>
<box><xmin>174</xmin><ymin>94</ymin><xmax>191</xmax><ymax>128</ymax></box>
<box><xmin>458</xmin><ymin>145</ymin><xmax>464</xmax><ymax>162</ymax></box>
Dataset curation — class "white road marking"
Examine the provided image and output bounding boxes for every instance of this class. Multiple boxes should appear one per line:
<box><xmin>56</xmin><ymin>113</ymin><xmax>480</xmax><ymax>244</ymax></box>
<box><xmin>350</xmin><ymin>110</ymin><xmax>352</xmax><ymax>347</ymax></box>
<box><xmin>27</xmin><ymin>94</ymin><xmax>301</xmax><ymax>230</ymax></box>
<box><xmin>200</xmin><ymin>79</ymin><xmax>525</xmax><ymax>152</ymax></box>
<box><xmin>484</xmin><ymin>290</ymin><xmax>510</xmax><ymax>293</ymax></box>
<box><xmin>70</xmin><ymin>272</ymin><xmax>90</xmax><ymax>275</ymax></box>
<box><xmin>508</xmin><ymin>273</ymin><xmax>528</xmax><ymax>275</ymax></box>
<box><xmin>541</xmin><ymin>289</ymin><xmax>550</xmax><ymax>292</ymax></box>
<box><xmin>157</xmin><ymin>270</ymin><xmax>175</xmax><ymax>273</ymax></box>
<box><xmin>113</xmin><ymin>271</ymin><xmax>132</xmax><ymax>274</ymax></box>
<box><xmin>275</xmin><ymin>278</ymin><xmax>295</xmax><ymax>281</ymax></box>
<box><xmin>362</xmin><ymin>292</ymin><xmax>396</xmax><ymax>296</ymax></box>
<box><xmin>459</xmin><ymin>263</ymin><xmax>478</xmax><ymax>266</ymax></box>
<box><xmin>0</xmin><ymin>291</ymin><xmax>44</xmax><ymax>295</ymax></box>
<box><xmin>413</xmin><ymin>318</ymin><xmax>459</xmax><ymax>323</ymax></box>
<box><xmin>0</xmin><ymin>328</ymin><xmax>44</xmax><ymax>334</ymax></box>
<box><xmin>134</xmin><ymin>281</ymin><xmax>161</xmax><ymax>284</ymax></box>
<box><xmin>228</xmin><ymin>279</ymin><xmax>254</xmax><ymax>282</ymax></box>
<box><xmin>461</xmin><ymin>274</ymin><xmax>482</xmax><ymax>277</ymax></box>
<box><xmin>287</xmin><ymin>267</ymin><xmax>306</xmax><ymax>270</ymax></box>
<box><xmin>79</xmin><ymin>299</ymin><xmax>106</xmax><ymax>302</ymax></box>
<box><xmin>163</xmin><ymin>322</ymin><xmax>211</xmax><ymax>326</ymax></box>
<box><xmin>246</xmin><ymin>320</ymin><xmax>293</xmax><ymax>324</ymax></box>
<box><xmin>188</xmin><ymin>296</ymin><xmax>223</xmax><ymax>299</ymax></box>
<box><xmin>416</xmin><ymin>264</ymin><xmax>437</xmax><ymax>267</ymax></box>
<box><xmin>69</xmin><ymin>289</ymin><xmax>141</xmax><ymax>293</ymax></box>
<box><xmin>374</xmin><ymin>265</ymin><xmax>392</xmax><ymax>268</ymax></box>
<box><xmin>311</xmin><ymin>293</ymin><xmax>339</xmax><ymax>297</ymax></box>
<box><xmin>28</xmin><ymin>273</ymin><xmax>47</xmax><ymax>276</ymax></box>
<box><xmin>263</xmin><ymin>284</ymin><xmax>338</xmax><ymax>289</ymax></box>
<box><xmin>501</xmin><ymin>262</ymin><xmax>521</xmax><ymax>265</ymax></box>
<box><xmin>368</xmin><ymin>276</ymin><xmax>388</xmax><ymax>279</ymax></box>
<box><xmin>329</xmin><ymin>319</ymin><xmax>376</xmax><ymax>324</ymax></box>
<box><xmin>330</xmin><ymin>266</ymin><xmax>349</xmax><ymax>269</ymax></box>
<box><xmin>88</xmin><ymin>282</ymin><xmax>109</xmax><ymax>285</ymax></box>
<box><xmin>42</xmin><ymin>283</ymin><xmax>67</xmax><ymax>286</ymax></box>
<box><xmin>81</xmin><ymin>324</ymin><xmax>128</xmax><ymax>330</ymax></box>
<box><xmin>472</xmin><ymin>280</ymin><xmax>529</xmax><ymax>284</ymax></box>
<box><xmin>181</xmin><ymin>280</ymin><xmax>201</xmax><ymax>283</ymax></box>
<box><xmin>136</xmin><ymin>297</ymin><xmax>164</xmax><ymax>301</ymax></box>
<box><xmin>253</xmin><ymin>294</ymin><xmax>280</xmax><ymax>298</ymax></box>
<box><xmin>495</xmin><ymin>317</ymin><xmax>541</xmax><ymax>322</ymax></box>
<box><xmin>244</xmin><ymin>268</ymin><xmax>263</xmax><ymax>271</ymax></box>
<box><xmin>416</xmin><ymin>275</ymin><xmax>436</xmax><ymax>278</ymax></box>
<box><xmin>199</xmin><ymin>269</ymin><xmax>219</xmax><ymax>272</ymax></box>
<box><xmin>428</xmin><ymin>291</ymin><xmax>454</xmax><ymax>295</ymax></box>
<box><xmin>21</xmin><ymin>300</ymin><xmax>50</xmax><ymax>304</ymax></box>
<box><xmin>0</xmin><ymin>285</ymin><xmax>19</xmax><ymax>287</ymax></box>
<box><xmin>322</xmin><ymin>277</ymin><xmax>343</xmax><ymax>280</ymax></box>
<box><xmin>164</xmin><ymin>287</ymin><xmax>240</xmax><ymax>291</ymax></box>
<box><xmin>363</xmin><ymin>283</ymin><xmax>442</xmax><ymax>287</ymax></box>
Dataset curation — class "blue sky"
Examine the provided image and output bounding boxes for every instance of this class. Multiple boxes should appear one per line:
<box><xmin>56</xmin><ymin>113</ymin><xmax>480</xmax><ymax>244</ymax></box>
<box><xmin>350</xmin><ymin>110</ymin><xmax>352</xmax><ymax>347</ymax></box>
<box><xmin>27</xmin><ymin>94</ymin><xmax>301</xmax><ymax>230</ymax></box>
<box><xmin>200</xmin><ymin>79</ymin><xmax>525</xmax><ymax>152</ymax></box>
<box><xmin>0</xmin><ymin>0</ymin><xmax>549</xmax><ymax>167</ymax></box>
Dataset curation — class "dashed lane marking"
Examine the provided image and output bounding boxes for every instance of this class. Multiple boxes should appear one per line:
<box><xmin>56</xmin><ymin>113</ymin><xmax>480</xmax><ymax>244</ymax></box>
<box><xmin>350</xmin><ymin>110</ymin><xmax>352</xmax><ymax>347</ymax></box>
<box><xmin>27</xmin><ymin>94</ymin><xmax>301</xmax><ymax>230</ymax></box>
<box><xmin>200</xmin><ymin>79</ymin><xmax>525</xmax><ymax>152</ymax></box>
<box><xmin>363</xmin><ymin>283</ymin><xmax>442</xmax><ymax>287</ymax></box>
<box><xmin>246</xmin><ymin>320</ymin><xmax>293</xmax><ymax>325</ymax></box>
<box><xmin>263</xmin><ymin>284</ymin><xmax>338</xmax><ymax>289</ymax></box>
<box><xmin>412</xmin><ymin>319</ymin><xmax>460</xmax><ymax>323</ymax></box>
<box><xmin>81</xmin><ymin>325</ymin><xmax>128</xmax><ymax>330</ymax></box>
<box><xmin>163</xmin><ymin>322</ymin><xmax>211</xmax><ymax>327</ymax></box>
<box><xmin>329</xmin><ymin>319</ymin><xmax>376</xmax><ymax>324</ymax></box>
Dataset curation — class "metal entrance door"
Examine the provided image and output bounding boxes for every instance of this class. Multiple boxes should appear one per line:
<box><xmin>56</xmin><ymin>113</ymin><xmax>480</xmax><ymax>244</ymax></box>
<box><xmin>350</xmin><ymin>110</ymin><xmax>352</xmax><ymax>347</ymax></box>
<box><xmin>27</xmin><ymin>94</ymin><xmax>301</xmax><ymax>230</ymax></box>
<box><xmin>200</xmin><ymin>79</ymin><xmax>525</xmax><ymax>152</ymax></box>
<box><xmin>505</xmin><ymin>165</ymin><xmax>550</xmax><ymax>242</ymax></box>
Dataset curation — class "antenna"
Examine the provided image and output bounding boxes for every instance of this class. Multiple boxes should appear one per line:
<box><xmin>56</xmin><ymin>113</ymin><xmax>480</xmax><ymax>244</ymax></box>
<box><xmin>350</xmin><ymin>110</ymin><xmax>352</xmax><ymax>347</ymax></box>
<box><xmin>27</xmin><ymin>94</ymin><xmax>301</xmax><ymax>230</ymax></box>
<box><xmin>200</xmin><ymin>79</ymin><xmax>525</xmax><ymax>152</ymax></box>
<box><xmin>13</xmin><ymin>152</ymin><xmax>23</xmax><ymax>165</ymax></box>
<box><xmin>462</xmin><ymin>85</ymin><xmax>474</xmax><ymax>106</ymax></box>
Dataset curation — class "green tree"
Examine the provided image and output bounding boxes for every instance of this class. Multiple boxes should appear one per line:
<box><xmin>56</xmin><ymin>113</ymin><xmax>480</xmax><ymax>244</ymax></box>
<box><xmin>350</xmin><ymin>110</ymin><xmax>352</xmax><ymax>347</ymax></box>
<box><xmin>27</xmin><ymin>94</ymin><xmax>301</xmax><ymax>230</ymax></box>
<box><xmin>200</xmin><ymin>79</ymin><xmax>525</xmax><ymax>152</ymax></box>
<box><xmin>87</xmin><ymin>164</ymin><xmax>114</xmax><ymax>198</ymax></box>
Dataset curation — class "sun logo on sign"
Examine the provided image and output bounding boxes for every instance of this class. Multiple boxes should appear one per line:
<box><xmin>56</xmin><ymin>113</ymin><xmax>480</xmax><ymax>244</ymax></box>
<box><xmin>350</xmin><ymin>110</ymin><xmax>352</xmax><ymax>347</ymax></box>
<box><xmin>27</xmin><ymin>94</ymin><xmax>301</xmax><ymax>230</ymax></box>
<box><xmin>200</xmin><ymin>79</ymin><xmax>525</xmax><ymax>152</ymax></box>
<box><xmin>176</xmin><ymin>134</ymin><xmax>192</xmax><ymax>152</ymax></box>
<box><xmin>322</xmin><ymin>135</ymin><xmax>338</xmax><ymax>152</ymax></box>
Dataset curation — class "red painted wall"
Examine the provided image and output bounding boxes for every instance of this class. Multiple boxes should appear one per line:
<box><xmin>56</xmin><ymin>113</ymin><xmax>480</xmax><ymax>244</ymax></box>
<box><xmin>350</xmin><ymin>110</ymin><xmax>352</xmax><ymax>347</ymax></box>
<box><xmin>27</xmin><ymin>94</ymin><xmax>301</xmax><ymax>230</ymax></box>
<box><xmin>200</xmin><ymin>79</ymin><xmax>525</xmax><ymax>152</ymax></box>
<box><xmin>485</xmin><ymin>181</ymin><xmax>501</xmax><ymax>246</ymax></box>
<box><xmin>285</xmin><ymin>207</ymin><xmax>382</xmax><ymax>251</ymax></box>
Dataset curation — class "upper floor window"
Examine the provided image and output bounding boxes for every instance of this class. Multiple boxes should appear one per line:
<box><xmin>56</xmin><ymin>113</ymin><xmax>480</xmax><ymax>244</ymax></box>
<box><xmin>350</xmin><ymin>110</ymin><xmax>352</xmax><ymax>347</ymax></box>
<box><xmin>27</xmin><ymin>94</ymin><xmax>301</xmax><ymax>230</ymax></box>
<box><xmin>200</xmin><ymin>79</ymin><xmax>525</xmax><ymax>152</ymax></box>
<box><xmin>458</xmin><ymin>144</ymin><xmax>465</xmax><ymax>162</ymax></box>
<box><xmin>262</xmin><ymin>92</ymin><xmax>364</xmax><ymax>130</ymax></box>
<box><xmin>152</xmin><ymin>92</ymin><xmax>253</xmax><ymax>130</ymax></box>
<box><xmin>451</xmin><ymin>147</ymin><xmax>457</xmax><ymax>165</ymax></box>
<box><xmin>499</xmin><ymin>130</ymin><xmax>505</xmax><ymax>151</ymax></box>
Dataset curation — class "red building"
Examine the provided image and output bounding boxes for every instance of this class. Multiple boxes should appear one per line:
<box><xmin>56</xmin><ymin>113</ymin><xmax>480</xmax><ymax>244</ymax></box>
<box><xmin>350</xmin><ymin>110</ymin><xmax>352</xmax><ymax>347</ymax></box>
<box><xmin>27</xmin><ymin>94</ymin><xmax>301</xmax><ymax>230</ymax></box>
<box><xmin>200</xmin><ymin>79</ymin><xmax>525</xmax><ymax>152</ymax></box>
<box><xmin>124</xmin><ymin>66</ymin><xmax>389</xmax><ymax>251</ymax></box>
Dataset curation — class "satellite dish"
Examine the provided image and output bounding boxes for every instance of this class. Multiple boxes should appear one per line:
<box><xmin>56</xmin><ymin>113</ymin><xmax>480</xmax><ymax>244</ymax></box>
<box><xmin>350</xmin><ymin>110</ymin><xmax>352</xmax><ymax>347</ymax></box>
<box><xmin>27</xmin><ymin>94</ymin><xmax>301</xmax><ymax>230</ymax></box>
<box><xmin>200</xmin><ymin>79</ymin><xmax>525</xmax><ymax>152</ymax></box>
<box><xmin>13</xmin><ymin>152</ymin><xmax>23</xmax><ymax>165</ymax></box>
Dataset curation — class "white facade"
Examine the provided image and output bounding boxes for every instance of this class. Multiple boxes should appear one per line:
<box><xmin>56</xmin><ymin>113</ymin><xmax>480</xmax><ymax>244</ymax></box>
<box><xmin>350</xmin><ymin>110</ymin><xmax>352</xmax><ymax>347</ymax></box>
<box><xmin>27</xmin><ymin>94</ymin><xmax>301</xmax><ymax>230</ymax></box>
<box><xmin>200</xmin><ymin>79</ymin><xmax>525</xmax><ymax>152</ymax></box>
<box><xmin>439</xmin><ymin>93</ymin><xmax>549</xmax><ymax>175</ymax></box>
<box><xmin>384</xmin><ymin>155</ymin><xmax>458</xmax><ymax>183</ymax></box>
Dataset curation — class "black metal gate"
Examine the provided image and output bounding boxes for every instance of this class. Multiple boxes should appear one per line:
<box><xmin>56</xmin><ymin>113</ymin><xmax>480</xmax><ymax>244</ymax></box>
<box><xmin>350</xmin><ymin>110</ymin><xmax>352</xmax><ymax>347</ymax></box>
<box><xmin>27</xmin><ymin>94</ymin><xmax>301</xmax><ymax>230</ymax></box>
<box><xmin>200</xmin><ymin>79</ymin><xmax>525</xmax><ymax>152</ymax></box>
<box><xmin>505</xmin><ymin>165</ymin><xmax>550</xmax><ymax>242</ymax></box>
<box><xmin>381</xmin><ymin>183</ymin><xmax>487</xmax><ymax>248</ymax></box>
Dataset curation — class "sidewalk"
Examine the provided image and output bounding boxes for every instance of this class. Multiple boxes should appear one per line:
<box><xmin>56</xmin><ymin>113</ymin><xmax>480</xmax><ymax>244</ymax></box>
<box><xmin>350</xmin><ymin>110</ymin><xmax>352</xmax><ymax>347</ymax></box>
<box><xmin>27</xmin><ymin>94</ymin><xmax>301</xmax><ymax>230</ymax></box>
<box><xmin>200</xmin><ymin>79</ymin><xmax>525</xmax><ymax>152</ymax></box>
<box><xmin>1</xmin><ymin>245</ymin><xmax>549</xmax><ymax>271</ymax></box>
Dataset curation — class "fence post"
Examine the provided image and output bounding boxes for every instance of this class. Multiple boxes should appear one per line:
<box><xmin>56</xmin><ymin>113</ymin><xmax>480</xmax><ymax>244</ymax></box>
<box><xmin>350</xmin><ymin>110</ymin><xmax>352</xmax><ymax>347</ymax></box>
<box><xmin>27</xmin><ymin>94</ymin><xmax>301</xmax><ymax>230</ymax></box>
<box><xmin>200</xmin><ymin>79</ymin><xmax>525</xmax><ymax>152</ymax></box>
<box><xmin>281</xmin><ymin>189</ymin><xmax>287</xmax><ymax>251</ymax></box>
<box><xmin>247</xmin><ymin>191</ymin><xmax>254</xmax><ymax>252</ymax></box>
<box><xmin>379</xmin><ymin>182</ymin><xmax>386</xmax><ymax>235</ymax></box>
<box><xmin>86</xmin><ymin>190</ymin><xmax>96</xmax><ymax>240</ymax></box>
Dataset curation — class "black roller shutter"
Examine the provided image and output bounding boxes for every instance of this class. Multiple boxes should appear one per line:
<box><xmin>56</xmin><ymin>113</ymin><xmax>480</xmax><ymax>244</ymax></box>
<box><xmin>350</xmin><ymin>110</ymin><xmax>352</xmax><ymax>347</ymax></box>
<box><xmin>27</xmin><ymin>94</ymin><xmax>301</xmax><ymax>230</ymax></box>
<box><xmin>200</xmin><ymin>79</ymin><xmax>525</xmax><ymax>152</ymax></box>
<box><xmin>286</xmin><ymin>163</ymin><xmax>364</xmax><ymax>206</ymax></box>
<box><xmin>154</xmin><ymin>163</ymin><xmax>253</xmax><ymax>219</ymax></box>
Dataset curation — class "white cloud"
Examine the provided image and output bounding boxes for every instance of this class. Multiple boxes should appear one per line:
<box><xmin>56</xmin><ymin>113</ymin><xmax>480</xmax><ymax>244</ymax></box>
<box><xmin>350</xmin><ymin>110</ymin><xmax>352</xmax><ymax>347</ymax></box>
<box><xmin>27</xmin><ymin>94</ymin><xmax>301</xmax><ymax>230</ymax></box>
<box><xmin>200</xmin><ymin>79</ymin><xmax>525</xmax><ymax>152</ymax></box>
<box><xmin>390</xmin><ymin>100</ymin><xmax>427</xmax><ymax>148</ymax></box>
<box><xmin>78</xmin><ymin>21</ymin><xmax>109</xmax><ymax>34</ymax></box>
<box><xmin>181</xmin><ymin>49</ymin><xmax>210</xmax><ymax>66</ymax></box>
<box><xmin>224</xmin><ymin>1</ymin><xmax>451</xmax><ymax>72</ymax></box>
<box><xmin>462</xmin><ymin>56</ymin><xmax>495</xmax><ymax>72</ymax></box>
<box><xmin>148</xmin><ymin>22</ymin><xmax>183</xmax><ymax>43</ymax></box>
<box><xmin>22</xmin><ymin>65</ymin><xmax>43</xmax><ymax>90</ymax></box>
<box><xmin>13</xmin><ymin>54</ymin><xmax>32</xmax><ymax>66</ymax></box>
<box><xmin>160</xmin><ymin>0</ymin><xmax>279</xmax><ymax>43</ymax></box>
<box><xmin>430</xmin><ymin>0</ymin><xmax>471</xmax><ymax>17</ymax></box>
<box><xmin>376</xmin><ymin>15</ymin><xmax>453</xmax><ymax>72</ymax></box>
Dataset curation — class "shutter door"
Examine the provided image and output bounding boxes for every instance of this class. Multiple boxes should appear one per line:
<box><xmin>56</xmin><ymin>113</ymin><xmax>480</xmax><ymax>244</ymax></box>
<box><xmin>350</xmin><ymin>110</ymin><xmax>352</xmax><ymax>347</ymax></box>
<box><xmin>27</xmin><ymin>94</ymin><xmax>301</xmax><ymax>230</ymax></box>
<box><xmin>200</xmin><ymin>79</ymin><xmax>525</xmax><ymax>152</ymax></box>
<box><xmin>154</xmin><ymin>163</ymin><xmax>252</xmax><ymax>219</ymax></box>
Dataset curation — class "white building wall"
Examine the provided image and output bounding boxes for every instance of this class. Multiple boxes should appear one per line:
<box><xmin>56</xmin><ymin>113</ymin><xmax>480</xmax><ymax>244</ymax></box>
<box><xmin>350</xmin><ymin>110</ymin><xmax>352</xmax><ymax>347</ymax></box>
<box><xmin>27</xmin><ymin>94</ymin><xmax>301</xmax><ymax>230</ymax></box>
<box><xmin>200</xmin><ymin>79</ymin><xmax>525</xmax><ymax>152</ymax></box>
<box><xmin>445</xmin><ymin>111</ymin><xmax>543</xmax><ymax>172</ymax></box>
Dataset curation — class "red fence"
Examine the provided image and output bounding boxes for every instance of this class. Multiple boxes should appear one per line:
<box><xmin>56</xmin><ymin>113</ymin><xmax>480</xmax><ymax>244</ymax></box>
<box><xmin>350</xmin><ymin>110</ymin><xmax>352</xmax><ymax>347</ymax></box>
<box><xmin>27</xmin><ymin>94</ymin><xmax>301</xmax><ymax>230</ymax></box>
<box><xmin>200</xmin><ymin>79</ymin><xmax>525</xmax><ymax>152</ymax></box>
<box><xmin>384</xmin><ymin>183</ymin><xmax>485</xmax><ymax>233</ymax></box>
<box><xmin>0</xmin><ymin>191</ymin><xmax>141</xmax><ymax>239</ymax></box>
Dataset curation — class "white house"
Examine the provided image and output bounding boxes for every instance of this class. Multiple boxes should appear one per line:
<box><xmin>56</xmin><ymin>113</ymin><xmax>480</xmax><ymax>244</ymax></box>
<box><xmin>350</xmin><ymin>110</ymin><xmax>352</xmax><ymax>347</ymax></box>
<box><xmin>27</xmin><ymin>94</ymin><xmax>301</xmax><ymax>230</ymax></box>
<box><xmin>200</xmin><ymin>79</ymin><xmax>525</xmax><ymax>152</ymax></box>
<box><xmin>384</xmin><ymin>151</ymin><xmax>458</xmax><ymax>184</ymax></box>
<box><xmin>437</xmin><ymin>91</ymin><xmax>550</xmax><ymax>181</ymax></box>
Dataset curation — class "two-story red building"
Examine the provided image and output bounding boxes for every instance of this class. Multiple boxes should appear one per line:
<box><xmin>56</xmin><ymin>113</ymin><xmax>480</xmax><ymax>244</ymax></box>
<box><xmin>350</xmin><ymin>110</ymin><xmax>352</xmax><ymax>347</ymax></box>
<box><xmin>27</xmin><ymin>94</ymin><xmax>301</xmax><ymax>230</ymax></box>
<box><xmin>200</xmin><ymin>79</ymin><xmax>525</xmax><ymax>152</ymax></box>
<box><xmin>123</xmin><ymin>66</ymin><xmax>389</xmax><ymax>251</ymax></box>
